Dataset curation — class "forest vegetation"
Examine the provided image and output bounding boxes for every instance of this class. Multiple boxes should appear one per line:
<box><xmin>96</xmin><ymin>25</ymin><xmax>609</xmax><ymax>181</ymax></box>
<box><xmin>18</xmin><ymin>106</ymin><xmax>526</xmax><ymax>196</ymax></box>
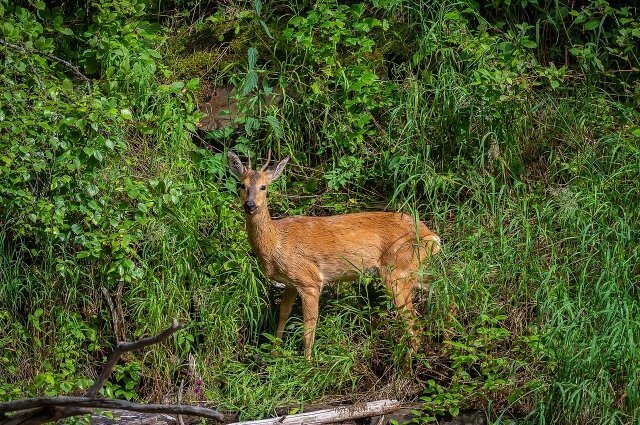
<box><xmin>0</xmin><ymin>0</ymin><xmax>639</xmax><ymax>423</ymax></box>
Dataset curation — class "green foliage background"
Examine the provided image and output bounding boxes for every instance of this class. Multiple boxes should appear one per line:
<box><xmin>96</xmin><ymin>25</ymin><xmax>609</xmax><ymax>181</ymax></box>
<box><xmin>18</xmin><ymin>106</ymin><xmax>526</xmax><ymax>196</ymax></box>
<box><xmin>1</xmin><ymin>0</ymin><xmax>639</xmax><ymax>423</ymax></box>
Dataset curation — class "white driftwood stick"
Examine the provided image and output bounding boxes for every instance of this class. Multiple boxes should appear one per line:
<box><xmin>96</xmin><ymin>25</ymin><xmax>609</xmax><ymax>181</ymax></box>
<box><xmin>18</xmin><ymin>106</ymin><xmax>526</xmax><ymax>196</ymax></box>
<box><xmin>228</xmin><ymin>399</ymin><xmax>400</xmax><ymax>425</ymax></box>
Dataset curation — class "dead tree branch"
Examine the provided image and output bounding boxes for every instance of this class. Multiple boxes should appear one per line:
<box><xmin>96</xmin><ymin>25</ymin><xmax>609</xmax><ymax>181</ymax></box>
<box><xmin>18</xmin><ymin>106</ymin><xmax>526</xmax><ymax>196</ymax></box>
<box><xmin>0</xmin><ymin>320</ymin><xmax>224</xmax><ymax>425</ymax></box>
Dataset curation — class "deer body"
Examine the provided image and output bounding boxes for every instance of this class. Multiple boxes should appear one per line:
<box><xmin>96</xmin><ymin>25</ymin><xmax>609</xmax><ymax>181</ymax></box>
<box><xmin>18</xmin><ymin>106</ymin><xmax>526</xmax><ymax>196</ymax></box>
<box><xmin>228</xmin><ymin>151</ymin><xmax>440</xmax><ymax>359</ymax></box>
<box><xmin>247</xmin><ymin>210</ymin><xmax>439</xmax><ymax>284</ymax></box>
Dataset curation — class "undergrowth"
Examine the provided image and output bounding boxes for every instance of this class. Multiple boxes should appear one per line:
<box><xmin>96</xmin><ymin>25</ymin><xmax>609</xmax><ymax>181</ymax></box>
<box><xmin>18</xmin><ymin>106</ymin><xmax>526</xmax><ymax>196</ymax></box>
<box><xmin>1</xmin><ymin>0</ymin><xmax>639</xmax><ymax>423</ymax></box>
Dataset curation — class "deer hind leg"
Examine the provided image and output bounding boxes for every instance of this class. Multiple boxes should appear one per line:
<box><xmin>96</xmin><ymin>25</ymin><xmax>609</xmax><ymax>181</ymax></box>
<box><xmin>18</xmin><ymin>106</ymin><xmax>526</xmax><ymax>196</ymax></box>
<box><xmin>276</xmin><ymin>285</ymin><xmax>297</xmax><ymax>339</ymax></box>
<box><xmin>380</xmin><ymin>266</ymin><xmax>421</xmax><ymax>350</ymax></box>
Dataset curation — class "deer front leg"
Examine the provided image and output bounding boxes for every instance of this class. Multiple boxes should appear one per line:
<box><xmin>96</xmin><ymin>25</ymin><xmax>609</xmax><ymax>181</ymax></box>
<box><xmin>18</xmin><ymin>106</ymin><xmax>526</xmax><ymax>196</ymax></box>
<box><xmin>276</xmin><ymin>285</ymin><xmax>297</xmax><ymax>339</ymax></box>
<box><xmin>299</xmin><ymin>286</ymin><xmax>320</xmax><ymax>360</ymax></box>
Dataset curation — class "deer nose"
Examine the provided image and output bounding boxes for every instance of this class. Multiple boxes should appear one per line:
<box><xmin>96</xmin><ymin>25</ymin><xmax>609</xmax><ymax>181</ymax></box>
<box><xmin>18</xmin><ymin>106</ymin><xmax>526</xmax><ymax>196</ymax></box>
<box><xmin>243</xmin><ymin>201</ymin><xmax>257</xmax><ymax>214</ymax></box>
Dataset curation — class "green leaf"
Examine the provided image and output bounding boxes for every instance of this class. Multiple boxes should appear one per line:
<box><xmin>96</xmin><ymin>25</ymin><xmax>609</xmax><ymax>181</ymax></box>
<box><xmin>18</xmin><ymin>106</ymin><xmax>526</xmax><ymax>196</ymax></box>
<box><xmin>584</xmin><ymin>20</ymin><xmax>600</xmax><ymax>31</ymax></box>
<box><xmin>521</xmin><ymin>39</ymin><xmax>537</xmax><ymax>49</ymax></box>
<box><xmin>311</xmin><ymin>82</ymin><xmax>323</xmax><ymax>95</ymax></box>
<box><xmin>87</xmin><ymin>184</ymin><xmax>98</xmax><ymax>196</ymax></box>
<box><xmin>83</xmin><ymin>57</ymin><xmax>99</xmax><ymax>74</ymax></box>
<box><xmin>169</xmin><ymin>81</ymin><xmax>184</xmax><ymax>92</ymax></box>
<box><xmin>242</xmin><ymin>70</ymin><xmax>258</xmax><ymax>95</ymax></box>
<box><xmin>444</xmin><ymin>11</ymin><xmax>460</xmax><ymax>20</ymax></box>
<box><xmin>120</xmin><ymin>109</ymin><xmax>133</xmax><ymax>120</ymax></box>
<box><xmin>247</xmin><ymin>47</ymin><xmax>258</xmax><ymax>70</ymax></box>
<box><xmin>62</xmin><ymin>79</ymin><xmax>73</xmax><ymax>91</ymax></box>
<box><xmin>265</xmin><ymin>115</ymin><xmax>283</xmax><ymax>138</ymax></box>
<box><xmin>259</xmin><ymin>20</ymin><xmax>273</xmax><ymax>38</ymax></box>
<box><xmin>185</xmin><ymin>78</ymin><xmax>199</xmax><ymax>91</ymax></box>
<box><xmin>244</xmin><ymin>117</ymin><xmax>260</xmax><ymax>134</ymax></box>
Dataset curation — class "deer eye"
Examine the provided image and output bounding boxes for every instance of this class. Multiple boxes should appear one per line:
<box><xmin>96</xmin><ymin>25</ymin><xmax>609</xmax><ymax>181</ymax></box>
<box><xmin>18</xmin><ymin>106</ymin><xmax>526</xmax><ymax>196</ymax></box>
<box><xmin>260</xmin><ymin>185</ymin><xmax>267</xmax><ymax>191</ymax></box>
<box><xmin>237</xmin><ymin>183</ymin><xmax>246</xmax><ymax>190</ymax></box>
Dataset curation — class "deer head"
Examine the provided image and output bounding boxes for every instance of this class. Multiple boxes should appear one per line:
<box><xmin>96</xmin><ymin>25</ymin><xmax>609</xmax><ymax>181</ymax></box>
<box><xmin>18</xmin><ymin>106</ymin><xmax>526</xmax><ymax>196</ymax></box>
<box><xmin>228</xmin><ymin>150</ymin><xmax>289</xmax><ymax>215</ymax></box>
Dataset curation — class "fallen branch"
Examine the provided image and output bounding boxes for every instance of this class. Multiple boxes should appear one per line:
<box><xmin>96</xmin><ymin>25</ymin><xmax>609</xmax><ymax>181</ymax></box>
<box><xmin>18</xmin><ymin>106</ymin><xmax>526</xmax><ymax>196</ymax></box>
<box><xmin>228</xmin><ymin>399</ymin><xmax>400</xmax><ymax>425</ymax></box>
<box><xmin>0</xmin><ymin>320</ymin><xmax>224</xmax><ymax>425</ymax></box>
<box><xmin>0</xmin><ymin>397</ymin><xmax>224</xmax><ymax>425</ymax></box>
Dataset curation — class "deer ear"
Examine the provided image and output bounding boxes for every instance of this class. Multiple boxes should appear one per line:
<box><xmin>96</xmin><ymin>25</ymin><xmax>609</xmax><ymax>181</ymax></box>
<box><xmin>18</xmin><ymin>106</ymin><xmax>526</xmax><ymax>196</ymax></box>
<box><xmin>227</xmin><ymin>151</ymin><xmax>245</xmax><ymax>178</ymax></box>
<box><xmin>267</xmin><ymin>156</ymin><xmax>289</xmax><ymax>183</ymax></box>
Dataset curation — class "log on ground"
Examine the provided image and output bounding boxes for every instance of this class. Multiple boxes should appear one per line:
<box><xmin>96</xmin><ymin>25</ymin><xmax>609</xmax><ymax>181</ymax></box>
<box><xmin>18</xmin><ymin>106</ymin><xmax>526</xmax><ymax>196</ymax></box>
<box><xmin>228</xmin><ymin>399</ymin><xmax>400</xmax><ymax>425</ymax></box>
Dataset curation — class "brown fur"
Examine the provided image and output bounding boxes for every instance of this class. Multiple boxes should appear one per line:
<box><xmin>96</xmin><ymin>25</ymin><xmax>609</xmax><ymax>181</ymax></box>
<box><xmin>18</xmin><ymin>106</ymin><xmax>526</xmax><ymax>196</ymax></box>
<box><xmin>228</xmin><ymin>151</ymin><xmax>441</xmax><ymax>359</ymax></box>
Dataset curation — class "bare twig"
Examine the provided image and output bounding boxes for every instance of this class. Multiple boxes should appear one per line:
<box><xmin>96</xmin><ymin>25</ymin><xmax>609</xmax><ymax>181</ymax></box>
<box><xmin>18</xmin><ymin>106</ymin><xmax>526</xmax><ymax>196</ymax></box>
<box><xmin>101</xmin><ymin>287</ymin><xmax>122</xmax><ymax>343</ymax></box>
<box><xmin>101</xmin><ymin>283</ymin><xmax>126</xmax><ymax>343</ymax></box>
<box><xmin>114</xmin><ymin>282</ymin><xmax>125</xmax><ymax>341</ymax></box>
<box><xmin>0</xmin><ymin>38</ymin><xmax>92</xmax><ymax>93</ymax></box>
<box><xmin>86</xmin><ymin>319</ymin><xmax>181</xmax><ymax>398</ymax></box>
<box><xmin>0</xmin><ymin>397</ymin><xmax>224</xmax><ymax>424</ymax></box>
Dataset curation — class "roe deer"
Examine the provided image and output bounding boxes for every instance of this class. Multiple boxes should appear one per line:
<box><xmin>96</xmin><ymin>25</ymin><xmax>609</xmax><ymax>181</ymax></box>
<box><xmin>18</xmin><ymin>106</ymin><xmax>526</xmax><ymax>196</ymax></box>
<box><xmin>228</xmin><ymin>150</ymin><xmax>441</xmax><ymax>359</ymax></box>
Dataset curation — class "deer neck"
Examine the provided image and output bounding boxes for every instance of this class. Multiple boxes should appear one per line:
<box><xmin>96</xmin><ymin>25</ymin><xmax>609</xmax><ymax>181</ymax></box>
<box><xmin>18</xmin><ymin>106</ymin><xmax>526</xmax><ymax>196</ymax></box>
<box><xmin>244</xmin><ymin>206</ymin><xmax>278</xmax><ymax>267</ymax></box>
